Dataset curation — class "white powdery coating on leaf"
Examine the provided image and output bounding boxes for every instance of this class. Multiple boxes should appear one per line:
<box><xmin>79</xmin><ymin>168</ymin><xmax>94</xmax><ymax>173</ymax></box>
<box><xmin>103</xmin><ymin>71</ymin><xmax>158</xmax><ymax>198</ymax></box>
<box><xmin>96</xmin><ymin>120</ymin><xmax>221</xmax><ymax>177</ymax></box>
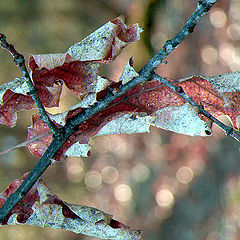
<box><xmin>206</xmin><ymin>71</ymin><xmax>240</xmax><ymax>93</ymax></box>
<box><xmin>96</xmin><ymin>113</ymin><xmax>153</xmax><ymax>136</ymax></box>
<box><xmin>0</xmin><ymin>77</ymin><xmax>29</xmax><ymax>104</ymax></box>
<box><xmin>152</xmin><ymin>103</ymin><xmax>211</xmax><ymax>136</ymax></box>
<box><xmin>67</xmin><ymin>203</ymin><xmax>112</xmax><ymax>223</ymax></box>
<box><xmin>120</xmin><ymin>59</ymin><xmax>139</xmax><ymax>85</ymax></box>
<box><xmin>49</xmin><ymin>112</ymin><xmax>67</xmax><ymax>126</ymax></box>
<box><xmin>31</xmin><ymin>53</ymin><xmax>67</xmax><ymax>70</ymax></box>
<box><xmin>88</xmin><ymin>76</ymin><xmax>112</xmax><ymax>93</ymax></box>
<box><xmin>50</xmin><ymin>94</ymin><xmax>98</xmax><ymax>126</ymax></box>
<box><xmin>67</xmin><ymin>21</ymin><xmax>116</xmax><ymax>61</ymax></box>
<box><xmin>65</xmin><ymin>143</ymin><xmax>91</xmax><ymax>158</ymax></box>
<box><xmin>237</xmin><ymin>115</ymin><xmax>240</xmax><ymax>128</ymax></box>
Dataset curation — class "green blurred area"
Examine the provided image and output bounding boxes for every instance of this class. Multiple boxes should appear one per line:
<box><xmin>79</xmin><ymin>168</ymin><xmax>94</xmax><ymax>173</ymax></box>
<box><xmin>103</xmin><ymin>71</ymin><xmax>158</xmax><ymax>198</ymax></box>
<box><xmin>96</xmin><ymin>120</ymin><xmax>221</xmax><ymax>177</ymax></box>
<box><xmin>0</xmin><ymin>0</ymin><xmax>240</xmax><ymax>239</ymax></box>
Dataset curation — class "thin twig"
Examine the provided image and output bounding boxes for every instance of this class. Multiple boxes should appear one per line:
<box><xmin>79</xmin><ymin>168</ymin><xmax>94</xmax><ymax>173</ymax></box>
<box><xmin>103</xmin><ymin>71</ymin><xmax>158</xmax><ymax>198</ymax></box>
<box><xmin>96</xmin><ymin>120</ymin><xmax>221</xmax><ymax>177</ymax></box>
<box><xmin>0</xmin><ymin>0</ymin><xmax>218</xmax><ymax>224</ymax></box>
<box><xmin>0</xmin><ymin>131</ymin><xmax>51</xmax><ymax>156</ymax></box>
<box><xmin>0</xmin><ymin>33</ymin><xmax>60</xmax><ymax>136</ymax></box>
<box><xmin>152</xmin><ymin>73</ymin><xmax>240</xmax><ymax>142</ymax></box>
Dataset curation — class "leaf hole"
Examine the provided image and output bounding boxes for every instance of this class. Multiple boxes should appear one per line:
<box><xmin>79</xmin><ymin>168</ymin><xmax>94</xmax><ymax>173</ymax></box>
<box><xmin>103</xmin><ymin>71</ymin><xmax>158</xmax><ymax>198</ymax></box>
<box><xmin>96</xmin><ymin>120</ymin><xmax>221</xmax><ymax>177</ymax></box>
<box><xmin>205</xmin><ymin>130</ymin><xmax>211</xmax><ymax>135</ymax></box>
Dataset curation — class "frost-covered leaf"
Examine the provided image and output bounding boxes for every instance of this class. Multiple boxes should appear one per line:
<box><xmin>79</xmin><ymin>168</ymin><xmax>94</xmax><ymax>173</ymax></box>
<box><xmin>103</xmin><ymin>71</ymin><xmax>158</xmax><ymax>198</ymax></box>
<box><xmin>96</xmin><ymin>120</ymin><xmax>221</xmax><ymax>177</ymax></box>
<box><xmin>0</xmin><ymin>174</ymin><xmax>142</xmax><ymax>240</ymax></box>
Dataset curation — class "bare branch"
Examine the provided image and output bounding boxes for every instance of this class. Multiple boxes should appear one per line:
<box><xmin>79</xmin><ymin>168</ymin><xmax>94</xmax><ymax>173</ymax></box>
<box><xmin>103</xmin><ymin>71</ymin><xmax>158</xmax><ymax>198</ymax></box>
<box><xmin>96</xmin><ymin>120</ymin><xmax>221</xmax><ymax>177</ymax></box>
<box><xmin>139</xmin><ymin>0</ymin><xmax>219</xmax><ymax>74</ymax></box>
<box><xmin>0</xmin><ymin>0</ymin><xmax>218</xmax><ymax>224</ymax></box>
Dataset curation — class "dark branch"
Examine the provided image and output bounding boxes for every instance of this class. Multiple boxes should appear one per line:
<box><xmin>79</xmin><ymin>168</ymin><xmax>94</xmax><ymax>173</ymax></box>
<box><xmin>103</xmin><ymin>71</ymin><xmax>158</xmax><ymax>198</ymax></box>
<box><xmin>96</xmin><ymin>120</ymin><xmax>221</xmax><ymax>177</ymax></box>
<box><xmin>0</xmin><ymin>0</ymin><xmax>218</xmax><ymax>224</ymax></box>
<box><xmin>0</xmin><ymin>33</ymin><xmax>60</xmax><ymax>136</ymax></box>
<box><xmin>139</xmin><ymin>0</ymin><xmax>219</xmax><ymax>74</ymax></box>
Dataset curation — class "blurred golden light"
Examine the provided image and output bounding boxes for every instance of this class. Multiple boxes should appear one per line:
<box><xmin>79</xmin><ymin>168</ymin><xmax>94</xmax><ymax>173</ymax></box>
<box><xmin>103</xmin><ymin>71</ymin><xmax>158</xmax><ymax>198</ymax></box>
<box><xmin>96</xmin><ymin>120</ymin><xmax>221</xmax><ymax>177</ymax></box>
<box><xmin>219</xmin><ymin>43</ymin><xmax>240</xmax><ymax>71</ymax></box>
<box><xmin>84</xmin><ymin>170</ymin><xmax>102</xmax><ymax>191</ymax></box>
<box><xmin>230</xmin><ymin>2</ymin><xmax>240</xmax><ymax>20</ymax></box>
<box><xmin>114</xmin><ymin>184</ymin><xmax>132</xmax><ymax>202</ymax></box>
<box><xmin>201</xmin><ymin>45</ymin><xmax>218</xmax><ymax>65</ymax></box>
<box><xmin>65</xmin><ymin>157</ymin><xmax>84</xmax><ymax>183</ymax></box>
<box><xmin>156</xmin><ymin>189</ymin><xmax>174</xmax><ymax>208</ymax></box>
<box><xmin>101</xmin><ymin>166</ymin><xmax>119</xmax><ymax>184</ymax></box>
<box><xmin>209</xmin><ymin>8</ymin><xmax>227</xmax><ymax>28</ymax></box>
<box><xmin>131</xmin><ymin>163</ymin><xmax>150</xmax><ymax>182</ymax></box>
<box><xmin>227</xmin><ymin>24</ymin><xmax>240</xmax><ymax>40</ymax></box>
<box><xmin>219</xmin><ymin>43</ymin><xmax>235</xmax><ymax>63</ymax></box>
<box><xmin>176</xmin><ymin>166</ymin><xmax>194</xmax><ymax>184</ymax></box>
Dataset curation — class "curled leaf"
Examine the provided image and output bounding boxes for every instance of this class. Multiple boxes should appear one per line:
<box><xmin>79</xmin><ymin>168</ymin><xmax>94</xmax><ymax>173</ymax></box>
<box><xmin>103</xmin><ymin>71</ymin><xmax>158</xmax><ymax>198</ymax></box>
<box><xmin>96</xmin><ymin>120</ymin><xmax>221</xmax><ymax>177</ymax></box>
<box><xmin>29</xmin><ymin>16</ymin><xmax>142</xmax><ymax>100</ymax></box>
<box><xmin>0</xmin><ymin>17</ymin><xmax>142</xmax><ymax>127</ymax></box>
<box><xmin>25</xmin><ymin>70</ymin><xmax>240</xmax><ymax>160</ymax></box>
<box><xmin>0</xmin><ymin>174</ymin><xmax>142</xmax><ymax>240</ymax></box>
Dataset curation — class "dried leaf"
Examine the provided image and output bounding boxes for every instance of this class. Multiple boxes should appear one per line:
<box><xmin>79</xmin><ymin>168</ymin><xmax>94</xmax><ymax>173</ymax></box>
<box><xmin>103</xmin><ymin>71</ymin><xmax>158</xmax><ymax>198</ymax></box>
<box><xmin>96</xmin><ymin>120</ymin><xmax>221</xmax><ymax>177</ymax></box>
<box><xmin>25</xmin><ymin>70</ymin><xmax>240</xmax><ymax>160</ymax></box>
<box><xmin>179</xmin><ymin>72</ymin><xmax>240</xmax><ymax>128</ymax></box>
<box><xmin>0</xmin><ymin>17</ymin><xmax>141</xmax><ymax>127</ymax></box>
<box><xmin>29</xmin><ymin>16</ymin><xmax>142</xmax><ymax>100</ymax></box>
<box><xmin>0</xmin><ymin>174</ymin><xmax>142</xmax><ymax>240</ymax></box>
<box><xmin>0</xmin><ymin>78</ymin><xmax>34</xmax><ymax>127</ymax></box>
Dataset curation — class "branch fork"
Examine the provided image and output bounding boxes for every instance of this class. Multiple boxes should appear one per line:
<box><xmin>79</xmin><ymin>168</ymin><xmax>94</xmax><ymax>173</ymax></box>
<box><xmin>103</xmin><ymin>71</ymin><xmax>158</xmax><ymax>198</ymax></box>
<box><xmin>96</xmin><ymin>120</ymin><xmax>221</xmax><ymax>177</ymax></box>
<box><xmin>0</xmin><ymin>0</ymin><xmax>227</xmax><ymax>229</ymax></box>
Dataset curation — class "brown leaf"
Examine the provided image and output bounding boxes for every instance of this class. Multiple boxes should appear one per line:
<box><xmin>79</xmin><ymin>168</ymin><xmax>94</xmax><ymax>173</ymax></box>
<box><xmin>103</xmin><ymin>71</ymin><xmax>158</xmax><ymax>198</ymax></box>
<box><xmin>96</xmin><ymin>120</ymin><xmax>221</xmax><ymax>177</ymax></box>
<box><xmin>0</xmin><ymin>174</ymin><xmax>142</xmax><ymax>240</ymax></box>
<box><xmin>0</xmin><ymin>17</ymin><xmax>142</xmax><ymax>127</ymax></box>
<box><xmin>25</xmin><ymin>71</ymin><xmax>240</xmax><ymax>160</ymax></box>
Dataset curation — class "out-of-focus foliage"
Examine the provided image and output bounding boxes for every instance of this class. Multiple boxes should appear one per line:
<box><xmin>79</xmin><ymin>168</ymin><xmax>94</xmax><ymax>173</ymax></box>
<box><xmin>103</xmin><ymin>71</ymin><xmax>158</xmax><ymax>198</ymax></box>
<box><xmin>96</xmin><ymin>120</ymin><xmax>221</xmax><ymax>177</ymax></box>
<box><xmin>0</xmin><ymin>0</ymin><xmax>240</xmax><ymax>240</ymax></box>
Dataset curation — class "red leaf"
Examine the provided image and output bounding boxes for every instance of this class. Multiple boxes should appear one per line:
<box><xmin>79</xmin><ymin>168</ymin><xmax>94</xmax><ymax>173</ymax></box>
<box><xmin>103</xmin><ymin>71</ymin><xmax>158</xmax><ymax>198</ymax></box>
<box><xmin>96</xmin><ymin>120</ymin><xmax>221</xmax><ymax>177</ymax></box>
<box><xmin>29</xmin><ymin>16</ymin><xmax>142</xmax><ymax>101</ymax></box>
<box><xmin>178</xmin><ymin>74</ymin><xmax>240</xmax><ymax>128</ymax></box>
<box><xmin>0</xmin><ymin>89</ymin><xmax>34</xmax><ymax>127</ymax></box>
<box><xmin>0</xmin><ymin>77</ymin><xmax>35</xmax><ymax>127</ymax></box>
<box><xmin>26</xmin><ymin>71</ymin><xmax>240</xmax><ymax>161</ymax></box>
<box><xmin>26</xmin><ymin>114</ymin><xmax>53</xmax><ymax>159</ymax></box>
<box><xmin>0</xmin><ymin>17</ymin><xmax>141</xmax><ymax>127</ymax></box>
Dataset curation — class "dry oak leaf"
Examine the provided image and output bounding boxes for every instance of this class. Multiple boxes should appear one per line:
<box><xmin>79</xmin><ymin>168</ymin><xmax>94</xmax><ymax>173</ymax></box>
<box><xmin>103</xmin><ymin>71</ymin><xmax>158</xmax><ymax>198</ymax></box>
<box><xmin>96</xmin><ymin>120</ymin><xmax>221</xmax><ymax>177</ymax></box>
<box><xmin>26</xmin><ymin>70</ymin><xmax>240</xmax><ymax>160</ymax></box>
<box><xmin>0</xmin><ymin>16</ymin><xmax>142</xmax><ymax>128</ymax></box>
<box><xmin>29</xmin><ymin>16</ymin><xmax>142</xmax><ymax>101</ymax></box>
<box><xmin>178</xmin><ymin>71</ymin><xmax>240</xmax><ymax>129</ymax></box>
<box><xmin>0</xmin><ymin>174</ymin><xmax>142</xmax><ymax>240</ymax></box>
<box><xmin>0</xmin><ymin>77</ymin><xmax>34</xmax><ymax>127</ymax></box>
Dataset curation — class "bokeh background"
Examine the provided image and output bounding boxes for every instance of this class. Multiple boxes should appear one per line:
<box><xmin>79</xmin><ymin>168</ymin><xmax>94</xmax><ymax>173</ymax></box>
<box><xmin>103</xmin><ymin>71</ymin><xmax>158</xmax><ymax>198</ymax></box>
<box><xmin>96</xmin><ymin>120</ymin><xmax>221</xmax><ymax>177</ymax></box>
<box><xmin>0</xmin><ymin>0</ymin><xmax>240</xmax><ymax>239</ymax></box>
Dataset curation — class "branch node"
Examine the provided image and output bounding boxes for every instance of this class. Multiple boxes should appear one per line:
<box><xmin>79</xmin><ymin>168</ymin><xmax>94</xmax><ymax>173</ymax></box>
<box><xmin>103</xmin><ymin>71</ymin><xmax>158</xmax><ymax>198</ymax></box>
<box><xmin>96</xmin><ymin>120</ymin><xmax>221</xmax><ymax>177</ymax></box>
<box><xmin>205</xmin><ymin>129</ymin><xmax>212</xmax><ymax>136</ymax></box>
<box><xmin>0</xmin><ymin>33</ymin><xmax>6</xmax><ymax>41</ymax></box>
<box><xmin>175</xmin><ymin>86</ymin><xmax>184</xmax><ymax>93</ymax></box>
<box><xmin>14</xmin><ymin>53</ymin><xmax>25</xmax><ymax>66</ymax></box>
<box><xmin>198</xmin><ymin>0</ymin><xmax>213</xmax><ymax>11</ymax></box>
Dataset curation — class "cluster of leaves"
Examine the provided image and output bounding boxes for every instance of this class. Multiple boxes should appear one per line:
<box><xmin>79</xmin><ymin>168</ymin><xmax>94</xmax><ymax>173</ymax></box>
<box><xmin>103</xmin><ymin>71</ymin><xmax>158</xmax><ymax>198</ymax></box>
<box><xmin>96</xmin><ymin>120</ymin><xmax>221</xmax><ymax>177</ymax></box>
<box><xmin>0</xmin><ymin>1</ymin><xmax>240</xmax><ymax>239</ymax></box>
